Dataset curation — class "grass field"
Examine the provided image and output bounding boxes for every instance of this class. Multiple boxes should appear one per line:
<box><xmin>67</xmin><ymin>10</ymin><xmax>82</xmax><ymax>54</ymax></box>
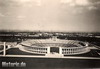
<box><xmin>5</xmin><ymin>48</ymin><xmax>100</xmax><ymax>57</ymax></box>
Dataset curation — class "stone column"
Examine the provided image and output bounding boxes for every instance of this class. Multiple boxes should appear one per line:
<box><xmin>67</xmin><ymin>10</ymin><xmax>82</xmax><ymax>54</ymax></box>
<box><xmin>59</xmin><ymin>47</ymin><xmax>62</xmax><ymax>54</ymax></box>
<box><xmin>3</xmin><ymin>42</ymin><xmax>6</xmax><ymax>56</ymax></box>
<box><xmin>86</xmin><ymin>42</ymin><xmax>89</xmax><ymax>46</ymax></box>
<box><xmin>47</xmin><ymin>47</ymin><xmax>50</xmax><ymax>54</ymax></box>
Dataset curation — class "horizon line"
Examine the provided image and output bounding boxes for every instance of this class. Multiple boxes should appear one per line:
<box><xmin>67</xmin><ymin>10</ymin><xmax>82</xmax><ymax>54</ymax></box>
<box><xmin>0</xmin><ymin>29</ymin><xmax>100</xmax><ymax>33</ymax></box>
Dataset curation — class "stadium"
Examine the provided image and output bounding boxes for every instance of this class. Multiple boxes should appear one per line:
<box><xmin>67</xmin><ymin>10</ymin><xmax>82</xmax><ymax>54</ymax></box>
<box><xmin>19</xmin><ymin>36</ymin><xmax>90</xmax><ymax>56</ymax></box>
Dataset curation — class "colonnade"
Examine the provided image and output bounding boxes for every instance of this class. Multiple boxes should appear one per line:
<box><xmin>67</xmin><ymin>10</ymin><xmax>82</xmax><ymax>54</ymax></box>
<box><xmin>19</xmin><ymin>44</ymin><xmax>89</xmax><ymax>55</ymax></box>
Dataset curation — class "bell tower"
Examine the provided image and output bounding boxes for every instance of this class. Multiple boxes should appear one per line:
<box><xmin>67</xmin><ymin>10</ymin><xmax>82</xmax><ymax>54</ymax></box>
<box><xmin>51</xmin><ymin>36</ymin><xmax>58</xmax><ymax>41</ymax></box>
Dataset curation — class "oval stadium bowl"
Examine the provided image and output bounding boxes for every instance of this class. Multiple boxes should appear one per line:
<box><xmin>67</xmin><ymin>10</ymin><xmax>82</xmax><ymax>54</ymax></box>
<box><xmin>19</xmin><ymin>38</ymin><xmax>90</xmax><ymax>56</ymax></box>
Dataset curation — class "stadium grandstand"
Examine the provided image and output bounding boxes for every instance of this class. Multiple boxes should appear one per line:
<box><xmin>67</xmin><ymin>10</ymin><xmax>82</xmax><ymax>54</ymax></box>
<box><xmin>19</xmin><ymin>36</ymin><xmax>90</xmax><ymax>56</ymax></box>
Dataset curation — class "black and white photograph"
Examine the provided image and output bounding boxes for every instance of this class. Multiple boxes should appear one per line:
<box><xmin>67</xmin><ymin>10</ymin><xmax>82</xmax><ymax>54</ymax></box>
<box><xmin>0</xmin><ymin>0</ymin><xmax>100</xmax><ymax>69</ymax></box>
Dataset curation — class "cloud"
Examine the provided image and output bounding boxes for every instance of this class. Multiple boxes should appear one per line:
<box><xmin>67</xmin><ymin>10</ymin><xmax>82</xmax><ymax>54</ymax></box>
<box><xmin>13</xmin><ymin>0</ymin><xmax>32</xmax><ymax>3</ymax></box>
<box><xmin>88</xmin><ymin>6</ymin><xmax>98</xmax><ymax>10</ymax></box>
<box><xmin>12</xmin><ymin>0</ymin><xmax>42</xmax><ymax>6</ymax></box>
<box><xmin>0</xmin><ymin>13</ymin><xmax>5</xmax><ymax>17</ymax></box>
<box><xmin>60</xmin><ymin>0</ymin><xmax>73</xmax><ymax>3</ymax></box>
<box><xmin>61</xmin><ymin>0</ymin><xmax>90</xmax><ymax>6</ymax></box>
<box><xmin>61</xmin><ymin>0</ymin><xmax>100</xmax><ymax>12</ymax></box>
<box><xmin>75</xmin><ymin>0</ymin><xmax>89</xmax><ymax>6</ymax></box>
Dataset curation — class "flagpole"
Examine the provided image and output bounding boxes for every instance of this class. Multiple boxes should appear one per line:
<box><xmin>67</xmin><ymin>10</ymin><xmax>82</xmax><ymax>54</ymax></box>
<box><xmin>3</xmin><ymin>42</ymin><xmax>6</xmax><ymax>56</ymax></box>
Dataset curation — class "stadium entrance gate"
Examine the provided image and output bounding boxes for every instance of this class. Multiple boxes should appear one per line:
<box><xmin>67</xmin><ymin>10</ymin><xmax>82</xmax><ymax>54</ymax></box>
<box><xmin>50</xmin><ymin>47</ymin><xmax>59</xmax><ymax>54</ymax></box>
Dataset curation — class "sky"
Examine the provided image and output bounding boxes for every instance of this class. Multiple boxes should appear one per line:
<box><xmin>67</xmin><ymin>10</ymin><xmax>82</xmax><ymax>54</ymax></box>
<box><xmin>0</xmin><ymin>0</ymin><xmax>100</xmax><ymax>32</ymax></box>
